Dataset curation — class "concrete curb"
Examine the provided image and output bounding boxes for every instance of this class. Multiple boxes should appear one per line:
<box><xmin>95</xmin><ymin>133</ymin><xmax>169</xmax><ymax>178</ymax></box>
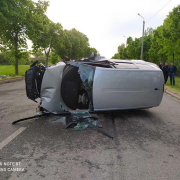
<box><xmin>165</xmin><ymin>90</ymin><xmax>180</xmax><ymax>100</ymax></box>
<box><xmin>0</xmin><ymin>77</ymin><xmax>24</xmax><ymax>85</ymax></box>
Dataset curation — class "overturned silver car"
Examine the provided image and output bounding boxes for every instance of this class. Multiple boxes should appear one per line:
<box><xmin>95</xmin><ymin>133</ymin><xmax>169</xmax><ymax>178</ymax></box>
<box><xmin>25</xmin><ymin>55</ymin><xmax>164</xmax><ymax>114</ymax></box>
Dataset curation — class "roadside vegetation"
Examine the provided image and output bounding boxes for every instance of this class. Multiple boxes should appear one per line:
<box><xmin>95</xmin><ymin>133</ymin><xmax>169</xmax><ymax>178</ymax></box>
<box><xmin>1</xmin><ymin>1</ymin><xmax>180</xmax><ymax>95</ymax></box>
<box><xmin>0</xmin><ymin>65</ymin><xmax>29</xmax><ymax>76</ymax></box>
<box><xmin>112</xmin><ymin>5</ymin><xmax>180</xmax><ymax>77</ymax></box>
<box><xmin>165</xmin><ymin>76</ymin><xmax>180</xmax><ymax>93</ymax></box>
<box><xmin>0</xmin><ymin>65</ymin><xmax>29</xmax><ymax>81</ymax></box>
<box><xmin>111</xmin><ymin>4</ymin><xmax>180</xmax><ymax>94</ymax></box>
<box><xmin>0</xmin><ymin>0</ymin><xmax>97</xmax><ymax>75</ymax></box>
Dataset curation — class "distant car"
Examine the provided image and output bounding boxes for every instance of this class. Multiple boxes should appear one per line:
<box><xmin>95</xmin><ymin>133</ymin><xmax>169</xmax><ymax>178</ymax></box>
<box><xmin>25</xmin><ymin>55</ymin><xmax>164</xmax><ymax>114</ymax></box>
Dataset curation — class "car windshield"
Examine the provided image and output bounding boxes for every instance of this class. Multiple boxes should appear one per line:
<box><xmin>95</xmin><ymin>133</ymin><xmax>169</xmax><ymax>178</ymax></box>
<box><xmin>69</xmin><ymin>62</ymin><xmax>95</xmax><ymax>111</ymax></box>
<box><xmin>61</xmin><ymin>62</ymin><xmax>95</xmax><ymax>111</ymax></box>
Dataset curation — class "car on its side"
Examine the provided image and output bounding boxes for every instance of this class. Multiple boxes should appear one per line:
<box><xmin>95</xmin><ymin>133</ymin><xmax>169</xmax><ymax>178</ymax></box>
<box><xmin>25</xmin><ymin>56</ymin><xmax>164</xmax><ymax>114</ymax></box>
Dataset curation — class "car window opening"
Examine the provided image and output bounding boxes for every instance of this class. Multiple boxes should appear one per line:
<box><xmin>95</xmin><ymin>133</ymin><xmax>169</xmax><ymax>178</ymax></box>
<box><xmin>61</xmin><ymin>63</ymin><xmax>95</xmax><ymax>111</ymax></box>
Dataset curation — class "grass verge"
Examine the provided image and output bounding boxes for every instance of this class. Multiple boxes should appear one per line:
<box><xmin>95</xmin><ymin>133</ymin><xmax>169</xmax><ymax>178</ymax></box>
<box><xmin>164</xmin><ymin>76</ymin><xmax>180</xmax><ymax>97</ymax></box>
<box><xmin>0</xmin><ymin>65</ymin><xmax>29</xmax><ymax>81</ymax></box>
<box><xmin>165</xmin><ymin>76</ymin><xmax>180</xmax><ymax>93</ymax></box>
<box><xmin>0</xmin><ymin>65</ymin><xmax>30</xmax><ymax>76</ymax></box>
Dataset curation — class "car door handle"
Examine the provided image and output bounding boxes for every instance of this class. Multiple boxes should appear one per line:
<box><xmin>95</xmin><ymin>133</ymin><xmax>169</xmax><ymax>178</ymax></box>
<box><xmin>154</xmin><ymin>88</ymin><xmax>158</xmax><ymax>90</ymax></box>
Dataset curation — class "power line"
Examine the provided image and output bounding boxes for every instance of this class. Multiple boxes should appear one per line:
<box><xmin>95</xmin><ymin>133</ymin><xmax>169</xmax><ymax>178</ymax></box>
<box><xmin>153</xmin><ymin>15</ymin><xmax>166</xmax><ymax>27</ymax></box>
<box><xmin>134</xmin><ymin>0</ymin><xmax>173</xmax><ymax>37</ymax></box>
<box><xmin>146</xmin><ymin>0</ymin><xmax>172</xmax><ymax>23</ymax></box>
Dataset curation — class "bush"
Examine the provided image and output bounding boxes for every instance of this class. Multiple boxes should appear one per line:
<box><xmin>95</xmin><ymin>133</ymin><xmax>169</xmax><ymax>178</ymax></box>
<box><xmin>0</xmin><ymin>52</ymin><xmax>11</xmax><ymax>65</ymax></box>
<box><xmin>50</xmin><ymin>52</ymin><xmax>60</xmax><ymax>65</ymax></box>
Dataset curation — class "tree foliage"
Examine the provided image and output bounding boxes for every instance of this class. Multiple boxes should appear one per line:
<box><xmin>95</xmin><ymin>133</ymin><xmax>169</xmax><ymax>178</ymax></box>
<box><xmin>0</xmin><ymin>0</ymin><xmax>98</xmax><ymax>73</ymax></box>
<box><xmin>0</xmin><ymin>0</ymin><xmax>48</xmax><ymax>74</ymax></box>
<box><xmin>54</xmin><ymin>28</ymin><xmax>96</xmax><ymax>60</ymax></box>
<box><xmin>112</xmin><ymin>4</ymin><xmax>180</xmax><ymax>74</ymax></box>
<box><xmin>29</xmin><ymin>19</ymin><xmax>63</xmax><ymax>67</ymax></box>
<box><xmin>86</xmin><ymin>47</ymin><xmax>98</xmax><ymax>57</ymax></box>
<box><xmin>49</xmin><ymin>51</ymin><xmax>60</xmax><ymax>64</ymax></box>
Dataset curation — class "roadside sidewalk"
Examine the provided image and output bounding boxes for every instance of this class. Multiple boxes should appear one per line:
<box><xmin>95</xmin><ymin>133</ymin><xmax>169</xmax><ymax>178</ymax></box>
<box><xmin>165</xmin><ymin>86</ymin><xmax>180</xmax><ymax>101</ymax></box>
<box><xmin>0</xmin><ymin>77</ymin><xmax>24</xmax><ymax>85</ymax></box>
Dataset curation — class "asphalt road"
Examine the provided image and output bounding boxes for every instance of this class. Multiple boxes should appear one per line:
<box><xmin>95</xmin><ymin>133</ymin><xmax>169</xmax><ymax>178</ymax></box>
<box><xmin>0</xmin><ymin>80</ymin><xmax>180</xmax><ymax>180</ymax></box>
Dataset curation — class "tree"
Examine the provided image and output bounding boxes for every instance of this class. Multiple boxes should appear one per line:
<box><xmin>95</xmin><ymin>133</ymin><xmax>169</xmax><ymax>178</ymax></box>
<box><xmin>126</xmin><ymin>38</ymin><xmax>141</xmax><ymax>59</ymax></box>
<box><xmin>127</xmin><ymin>37</ymin><xmax>133</xmax><ymax>46</ymax></box>
<box><xmin>144</xmin><ymin>27</ymin><xmax>154</xmax><ymax>36</ymax></box>
<box><xmin>118</xmin><ymin>43</ymin><xmax>126</xmax><ymax>59</ymax></box>
<box><xmin>0</xmin><ymin>51</ymin><xmax>10</xmax><ymax>65</ymax></box>
<box><xmin>49</xmin><ymin>51</ymin><xmax>60</xmax><ymax>64</ymax></box>
<box><xmin>162</xmin><ymin>5</ymin><xmax>180</xmax><ymax>61</ymax></box>
<box><xmin>111</xmin><ymin>53</ymin><xmax>119</xmax><ymax>59</ymax></box>
<box><xmin>86</xmin><ymin>47</ymin><xmax>98</xmax><ymax>57</ymax></box>
<box><xmin>54</xmin><ymin>28</ymin><xmax>91</xmax><ymax>60</ymax></box>
<box><xmin>28</xmin><ymin>16</ymin><xmax>63</xmax><ymax>67</ymax></box>
<box><xmin>54</xmin><ymin>29</ymin><xmax>73</xmax><ymax>60</ymax></box>
<box><xmin>142</xmin><ymin>35</ymin><xmax>152</xmax><ymax>61</ymax></box>
<box><xmin>0</xmin><ymin>0</ymin><xmax>48</xmax><ymax>75</ymax></box>
<box><xmin>69</xmin><ymin>28</ymin><xmax>89</xmax><ymax>59</ymax></box>
<box><xmin>30</xmin><ymin>50</ymin><xmax>46</xmax><ymax>65</ymax></box>
<box><xmin>148</xmin><ymin>26</ymin><xmax>166</xmax><ymax>64</ymax></box>
<box><xmin>111</xmin><ymin>4</ymin><xmax>180</xmax><ymax>71</ymax></box>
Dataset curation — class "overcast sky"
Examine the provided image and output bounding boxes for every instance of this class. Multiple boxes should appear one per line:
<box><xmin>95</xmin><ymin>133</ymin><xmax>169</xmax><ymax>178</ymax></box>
<box><xmin>31</xmin><ymin>0</ymin><xmax>180</xmax><ymax>58</ymax></box>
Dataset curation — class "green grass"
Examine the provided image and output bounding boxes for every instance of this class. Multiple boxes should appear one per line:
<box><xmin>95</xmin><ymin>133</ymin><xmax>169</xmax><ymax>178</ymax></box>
<box><xmin>165</xmin><ymin>76</ymin><xmax>180</xmax><ymax>93</ymax></box>
<box><xmin>0</xmin><ymin>65</ymin><xmax>30</xmax><ymax>76</ymax></box>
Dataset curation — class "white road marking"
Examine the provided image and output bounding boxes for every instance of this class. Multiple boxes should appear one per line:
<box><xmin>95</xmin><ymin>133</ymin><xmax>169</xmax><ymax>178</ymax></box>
<box><xmin>0</xmin><ymin>127</ymin><xmax>26</xmax><ymax>150</ymax></box>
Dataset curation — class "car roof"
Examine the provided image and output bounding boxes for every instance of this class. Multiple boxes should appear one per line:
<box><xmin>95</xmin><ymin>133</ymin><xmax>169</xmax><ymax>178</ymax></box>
<box><xmin>109</xmin><ymin>59</ymin><xmax>160</xmax><ymax>70</ymax></box>
<box><xmin>70</xmin><ymin>58</ymin><xmax>160</xmax><ymax>70</ymax></box>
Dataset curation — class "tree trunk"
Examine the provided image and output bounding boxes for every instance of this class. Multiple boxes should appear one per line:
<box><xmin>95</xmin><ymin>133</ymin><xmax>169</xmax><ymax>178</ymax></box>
<box><xmin>46</xmin><ymin>53</ymin><xmax>49</xmax><ymax>67</ymax></box>
<box><xmin>45</xmin><ymin>47</ymin><xmax>51</xmax><ymax>67</ymax></box>
<box><xmin>15</xmin><ymin>59</ymin><xmax>18</xmax><ymax>75</ymax></box>
<box><xmin>15</xmin><ymin>32</ymin><xmax>18</xmax><ymax>75</ymax></box>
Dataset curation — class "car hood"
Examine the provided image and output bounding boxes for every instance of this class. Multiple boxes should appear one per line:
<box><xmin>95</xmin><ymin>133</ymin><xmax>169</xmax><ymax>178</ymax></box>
<box><xmin>41</xmin><ymin>62</ymin><xmax>67</xmax><ymax>114</ymax></box>
<box><xmin>40</xmin><ymin>61</ymin><xmax>95</xmax><ymax>113</ymax></box>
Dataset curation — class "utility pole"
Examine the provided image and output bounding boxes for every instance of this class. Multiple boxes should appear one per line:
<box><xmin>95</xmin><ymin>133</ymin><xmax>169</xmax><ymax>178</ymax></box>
<box><xmin>123</xmin><ymin>36</ymin><xmax>127</xmax><ymax>59</ymax></box>
<box><xmin>138</xmin><ymin>13</ymin><xmax>145</xmax><ymax>60</ymax></box>
<box><xmin>123</xmin><ymin>36</ymin><xmax>127</xmax><ymax>47</ymax></box>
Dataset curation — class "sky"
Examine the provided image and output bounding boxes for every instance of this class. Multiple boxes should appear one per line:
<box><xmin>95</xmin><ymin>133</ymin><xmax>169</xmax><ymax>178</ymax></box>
<box><xmin>31</xmin><ymin>0</ymin><xmax>180</xmax><ymax>58</ymax></box>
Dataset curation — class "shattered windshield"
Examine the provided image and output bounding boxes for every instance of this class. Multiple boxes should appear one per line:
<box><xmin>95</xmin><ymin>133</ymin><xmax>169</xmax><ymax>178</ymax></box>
<box><xmin>69</xmin><ymin>62</ymin><xmax>95</xmax><ymax>111</ymax></box>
